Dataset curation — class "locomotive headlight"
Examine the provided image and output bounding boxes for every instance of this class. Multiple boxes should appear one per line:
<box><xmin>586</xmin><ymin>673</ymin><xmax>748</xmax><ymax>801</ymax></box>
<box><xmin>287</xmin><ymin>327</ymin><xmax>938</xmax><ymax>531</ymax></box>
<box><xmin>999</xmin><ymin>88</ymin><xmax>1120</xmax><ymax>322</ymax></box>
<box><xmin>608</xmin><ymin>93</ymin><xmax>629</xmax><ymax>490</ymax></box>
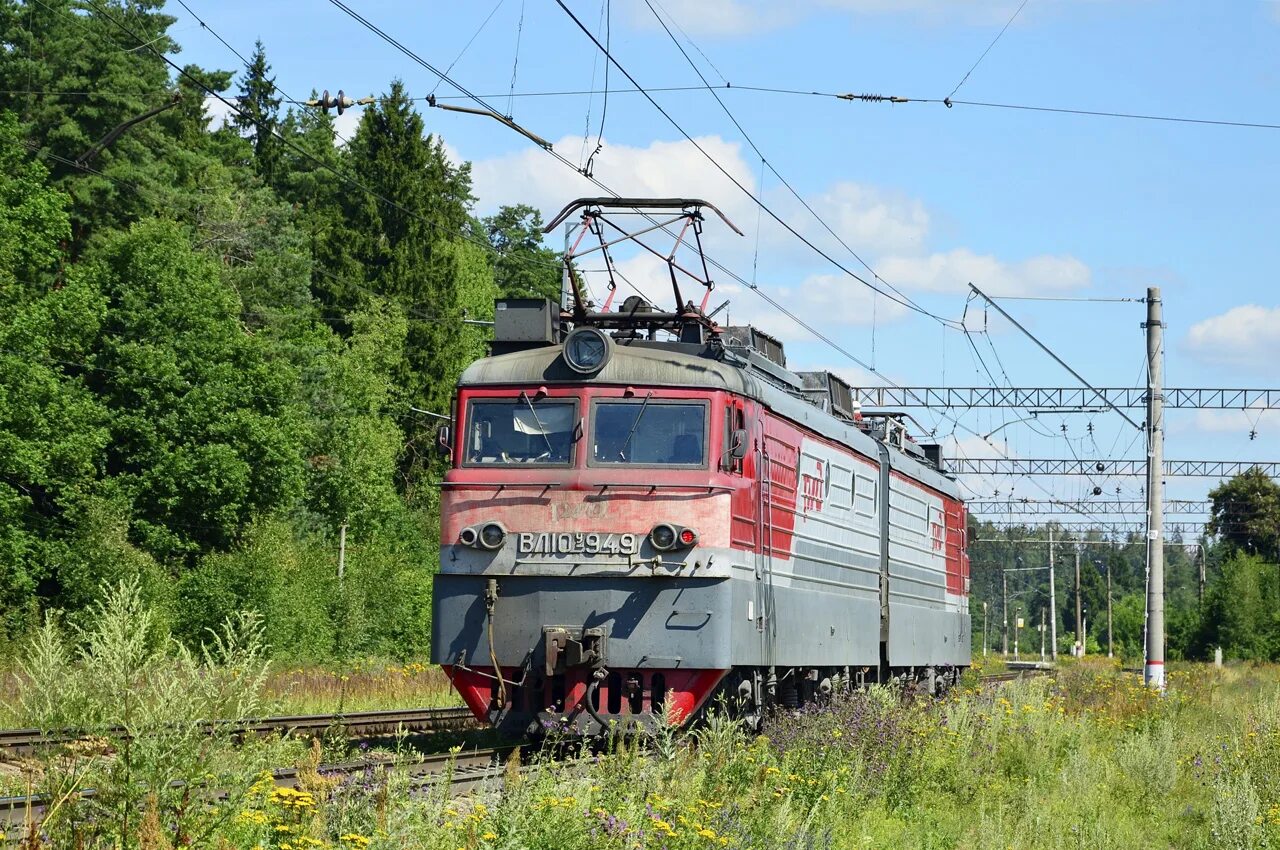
<box><xmin>563</xmin><ymin>327</ymin><xmax>613</xmax><ymax>374</ymax></box>
<box><xmin>458</xmin><ymin>526</ymin><xmax>479</xmax><ymax>547</ymax></box>
<box><xmin>650</xmin><ymin>523</ymin><xmax>696</xmax><ymax>551</ymax></box>
<box><xmin>478</xmin><ymin>521</ymin><xmax>507</xmax><ymax>550</ymax></box>
<box><xmin>650</xmin><ymin>523</ymin><xmax>677</xmax><ymax>551</ymax></box>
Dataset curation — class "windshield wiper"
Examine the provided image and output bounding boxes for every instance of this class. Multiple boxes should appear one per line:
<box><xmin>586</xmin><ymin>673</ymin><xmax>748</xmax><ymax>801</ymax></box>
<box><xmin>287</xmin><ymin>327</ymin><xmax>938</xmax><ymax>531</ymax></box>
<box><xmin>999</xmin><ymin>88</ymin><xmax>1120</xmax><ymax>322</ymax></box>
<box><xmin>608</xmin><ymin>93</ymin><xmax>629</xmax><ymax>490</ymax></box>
<box><xmin>618</xmin><ymin>392</ymin><xmax>653</xmax><ymax>461</ymax></box>
<box><xmin>518</xmin><ymin>391</ymin><xmax>555</xmax><ymax>456</ymax></box>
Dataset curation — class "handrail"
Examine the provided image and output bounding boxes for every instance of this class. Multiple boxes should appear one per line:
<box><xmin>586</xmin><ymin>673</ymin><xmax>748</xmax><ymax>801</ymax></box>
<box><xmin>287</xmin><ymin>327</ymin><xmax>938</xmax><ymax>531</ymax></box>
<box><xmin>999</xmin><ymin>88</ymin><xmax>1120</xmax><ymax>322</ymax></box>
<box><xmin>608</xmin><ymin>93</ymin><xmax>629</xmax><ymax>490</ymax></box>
<box><xmin>591</xmin><ymin>482</ymin><xmax>734</xmax><ymax>494</ymax></box>
<box><xmin>434</xmin><ymin>481</ymin><xmax>563</xmax><ymax>489</ymax></box>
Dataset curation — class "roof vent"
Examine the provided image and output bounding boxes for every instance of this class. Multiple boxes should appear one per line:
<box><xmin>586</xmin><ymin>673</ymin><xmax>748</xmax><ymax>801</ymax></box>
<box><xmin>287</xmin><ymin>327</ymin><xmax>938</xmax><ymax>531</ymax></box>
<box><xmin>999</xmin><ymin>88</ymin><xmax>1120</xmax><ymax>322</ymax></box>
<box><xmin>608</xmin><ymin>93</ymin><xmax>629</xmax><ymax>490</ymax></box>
<box><xmin>491</xmin><ymin>298</ymin><xmax>560</xmax><ymax>354</ymax></box>
<box><xmin>722</xmin><ymin>326</ymin><xmax>786</xmax><ymax>367</ymax></box>
<box><xmin>797</xmin><ymin>371</ymin><xmax>860</xmax><ymax>421</ymax></box>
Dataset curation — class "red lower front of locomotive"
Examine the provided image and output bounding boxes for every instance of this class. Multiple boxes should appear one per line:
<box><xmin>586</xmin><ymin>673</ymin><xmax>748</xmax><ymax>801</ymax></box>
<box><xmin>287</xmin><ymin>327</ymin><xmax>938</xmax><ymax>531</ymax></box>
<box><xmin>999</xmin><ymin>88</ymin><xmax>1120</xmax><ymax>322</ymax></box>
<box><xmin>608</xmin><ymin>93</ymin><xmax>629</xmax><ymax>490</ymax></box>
<box><xmin>445</xmin><ymin>665</ymin><xmax>728</xmax><ymax>735</ymax></box>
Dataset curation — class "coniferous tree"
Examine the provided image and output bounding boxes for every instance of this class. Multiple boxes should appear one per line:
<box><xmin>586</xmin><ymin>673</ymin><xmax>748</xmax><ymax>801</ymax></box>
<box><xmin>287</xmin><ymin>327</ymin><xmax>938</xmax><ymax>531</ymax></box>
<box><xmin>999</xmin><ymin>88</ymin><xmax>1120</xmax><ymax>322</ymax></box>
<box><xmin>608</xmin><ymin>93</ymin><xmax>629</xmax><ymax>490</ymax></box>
<box><xmin>482</xmin><ymin>204</ymin><xmax>563</xmax><ymax>301</ymax></box>
<box><xmin>232</xmin><ymin>41</ymin><xmax>283</xmax><ymax>185</ymax></box>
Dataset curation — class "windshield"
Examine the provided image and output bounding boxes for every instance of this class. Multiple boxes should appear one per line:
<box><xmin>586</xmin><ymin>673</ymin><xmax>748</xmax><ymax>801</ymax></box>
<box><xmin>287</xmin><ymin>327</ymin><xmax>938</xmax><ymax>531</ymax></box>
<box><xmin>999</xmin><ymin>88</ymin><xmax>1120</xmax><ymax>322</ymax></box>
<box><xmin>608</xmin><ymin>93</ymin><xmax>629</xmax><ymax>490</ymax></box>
<box><xmin>465</xmin><ymin>399</ymin><xmax>576</xmax><ymax>465</ymax></box>
<box><xmin>592</xmin><ymin>401</ymin><xmax>706</xmax><ymax>466</ymax></box>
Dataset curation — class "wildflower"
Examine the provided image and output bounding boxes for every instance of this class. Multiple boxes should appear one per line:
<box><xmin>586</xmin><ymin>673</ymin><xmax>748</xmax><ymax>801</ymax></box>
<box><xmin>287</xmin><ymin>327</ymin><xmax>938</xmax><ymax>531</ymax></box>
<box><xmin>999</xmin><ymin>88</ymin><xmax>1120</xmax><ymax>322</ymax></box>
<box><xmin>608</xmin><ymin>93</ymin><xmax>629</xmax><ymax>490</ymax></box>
<box><xmin>482</xmin><ymin>831</ymin><xmax>499</xmax><ymax>840</ymax></box>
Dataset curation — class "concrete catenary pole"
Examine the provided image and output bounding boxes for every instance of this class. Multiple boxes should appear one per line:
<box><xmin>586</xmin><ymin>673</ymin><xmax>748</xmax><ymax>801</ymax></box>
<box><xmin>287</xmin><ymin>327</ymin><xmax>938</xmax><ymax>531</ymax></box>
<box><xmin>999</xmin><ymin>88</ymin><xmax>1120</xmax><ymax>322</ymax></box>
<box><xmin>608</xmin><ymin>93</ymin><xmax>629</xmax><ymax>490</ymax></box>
<box><xmin>1048</xmin><ymin>526</ymin><xmax>1057</xmax><ymax>659</ymax></box>
<box><xmin>1106</xmin><ymin>562</ymin><xmax>1114</xmax><ymax>659</ymax></box>
<box><xmin>1074</xmin><ymin>547</ymin><xmax>1082</xmax><ymax>656</ymax></box>
<box><xmin>1001</xmin><ymin>568</ymin><xmax>1009</xmax><ymax>655</ymax></box>
<box><xmin>1145</xmin><ymin>287</ymin><xmax>1166</xmax><ymax>690</ymax></box>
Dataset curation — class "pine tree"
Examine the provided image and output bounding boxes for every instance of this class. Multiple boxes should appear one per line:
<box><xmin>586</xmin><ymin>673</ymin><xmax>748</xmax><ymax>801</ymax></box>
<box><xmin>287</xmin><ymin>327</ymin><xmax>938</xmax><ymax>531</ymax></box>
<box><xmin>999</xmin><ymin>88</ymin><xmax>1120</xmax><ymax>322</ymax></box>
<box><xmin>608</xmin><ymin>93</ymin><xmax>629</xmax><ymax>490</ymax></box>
<box><xmin>232</xmin><ymin>41</ymin><xmax>283</xmax><ymax>185</ymax></box>
<box><xmin>482</xmin><ymin>204</ymin><xmax>562</xmax><ymax>301</ymax></box>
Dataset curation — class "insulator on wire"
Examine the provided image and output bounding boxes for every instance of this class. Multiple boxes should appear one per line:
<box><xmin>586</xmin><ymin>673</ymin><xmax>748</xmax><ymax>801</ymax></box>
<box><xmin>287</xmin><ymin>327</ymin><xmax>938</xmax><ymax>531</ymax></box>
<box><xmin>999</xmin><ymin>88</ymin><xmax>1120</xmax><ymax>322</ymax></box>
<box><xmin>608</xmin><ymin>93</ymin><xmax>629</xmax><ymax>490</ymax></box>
<box><xmin>306</xmin><ymin>89</ymin><xmax>375</xmax><ymax>114</ymax></box>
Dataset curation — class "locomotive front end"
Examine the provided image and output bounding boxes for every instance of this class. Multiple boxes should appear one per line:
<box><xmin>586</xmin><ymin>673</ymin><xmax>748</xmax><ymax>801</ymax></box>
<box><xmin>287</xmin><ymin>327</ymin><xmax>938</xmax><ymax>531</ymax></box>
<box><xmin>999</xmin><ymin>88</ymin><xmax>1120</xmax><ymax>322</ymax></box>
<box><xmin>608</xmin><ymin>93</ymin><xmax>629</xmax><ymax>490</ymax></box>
<box><xmin>431</xmin><ymin>338</ymin><xmax>746</xmax><ymax>735</ymax></box>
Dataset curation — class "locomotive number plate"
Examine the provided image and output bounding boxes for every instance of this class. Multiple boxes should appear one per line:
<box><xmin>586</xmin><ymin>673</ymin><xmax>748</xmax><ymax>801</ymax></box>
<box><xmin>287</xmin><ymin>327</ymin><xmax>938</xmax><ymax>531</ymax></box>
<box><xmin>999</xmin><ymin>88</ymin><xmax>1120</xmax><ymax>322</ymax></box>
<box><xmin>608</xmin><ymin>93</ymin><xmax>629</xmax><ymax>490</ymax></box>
<box><xmin>517</xmin><ymin>532</ymin><xmax>640</xmax><ymax>556</ymax></box>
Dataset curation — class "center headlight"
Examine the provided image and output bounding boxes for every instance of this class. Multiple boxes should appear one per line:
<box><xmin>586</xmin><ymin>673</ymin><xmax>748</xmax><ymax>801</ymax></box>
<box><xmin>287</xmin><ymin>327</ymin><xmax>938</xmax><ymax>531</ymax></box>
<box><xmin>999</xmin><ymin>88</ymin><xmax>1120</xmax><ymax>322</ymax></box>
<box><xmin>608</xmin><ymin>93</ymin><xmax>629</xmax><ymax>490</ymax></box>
<box><xmin>479</xmin><ymin>522</ymin><xmax>507</xmax><ymax>550</ymax></box>
<box><xmin>563</xmin><ymin>327</ymin><xmax>613</xmax><ymax>374</ymax></box>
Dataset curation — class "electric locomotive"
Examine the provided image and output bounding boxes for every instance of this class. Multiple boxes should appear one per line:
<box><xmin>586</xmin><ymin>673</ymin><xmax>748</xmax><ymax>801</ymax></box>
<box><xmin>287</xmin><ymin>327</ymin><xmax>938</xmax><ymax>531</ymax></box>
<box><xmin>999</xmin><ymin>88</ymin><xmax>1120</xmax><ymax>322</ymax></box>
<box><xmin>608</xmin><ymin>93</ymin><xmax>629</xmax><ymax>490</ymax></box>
<box><xmin>431</xmin><ymin>198</ymin><xmax>970</xmax><ymax>735</ymax></box>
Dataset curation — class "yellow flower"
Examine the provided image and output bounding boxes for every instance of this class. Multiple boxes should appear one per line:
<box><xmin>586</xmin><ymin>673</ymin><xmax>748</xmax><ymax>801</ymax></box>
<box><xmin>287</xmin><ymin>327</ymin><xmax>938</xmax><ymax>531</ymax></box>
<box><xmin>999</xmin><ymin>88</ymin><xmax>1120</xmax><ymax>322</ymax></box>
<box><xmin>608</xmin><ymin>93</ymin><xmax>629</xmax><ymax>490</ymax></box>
<box><xmin>482</xmin><ymin>832</ymin><xmax>498</xmax><ymax>840</ymax></box>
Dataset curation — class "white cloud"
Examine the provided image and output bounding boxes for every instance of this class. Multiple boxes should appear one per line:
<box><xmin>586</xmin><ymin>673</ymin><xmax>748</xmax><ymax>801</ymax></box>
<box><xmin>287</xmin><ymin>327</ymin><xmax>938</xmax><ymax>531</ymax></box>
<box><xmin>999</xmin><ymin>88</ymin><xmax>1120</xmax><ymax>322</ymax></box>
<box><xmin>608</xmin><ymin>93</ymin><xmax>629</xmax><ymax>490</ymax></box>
<box><xmin>716</xmin><ymin>273</ymin><xmax>910</xmax><ymax>340</ymax></box>
<box><xmin>799</xmin><ymin>182</ymin><xmax>931</xmax><ymax>256</ymax></box>
<box><xmin>623</xmin><ymin>0</ymin><xmax>1055</xmax><ymax>37</ymax></box>
<box><xmin>876</xmin><ymin>248</ymin><xmax>1091</xmax><ymax>296</ymax></box>
<box><xmin>203</xmin><ymin>95</ymin><xmax>235</xmax><ymax>130</ymax></box>
<box><xmin>470</xmin><ymin>134</ymin><xmax>755</xmax><ymax>228</ymax></box>
<box><xmin>623</xmin><ymin>0</ymin><xmax>793</xmax><ymax>36</ymax></box>
<box><xmin>1185</xmin><ymin>305</ymin><xmax>1280</xmax><ymax>368</ymax></box>
<box><xmin>333</xmin><ymin>108</ymin><xmax>362</xmax><ymax>142</ymax></box>
<box><xmin>1174</xmin><ymin>410</ymin><xmax>1266</xmax><ymax>436</ymax></box>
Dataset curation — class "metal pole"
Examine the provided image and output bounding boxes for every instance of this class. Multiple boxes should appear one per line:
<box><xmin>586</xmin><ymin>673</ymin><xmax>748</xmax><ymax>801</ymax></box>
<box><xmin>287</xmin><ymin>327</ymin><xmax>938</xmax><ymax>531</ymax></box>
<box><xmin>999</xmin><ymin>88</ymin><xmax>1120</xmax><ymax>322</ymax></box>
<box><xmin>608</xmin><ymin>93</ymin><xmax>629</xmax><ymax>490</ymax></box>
<box><xmin>1075</xmin><ymin>547</ymin><xmax>1082</xmax><ymax>657</ymax></box>
<box><xmin>1048</xmin><ymin>526</ymin><xmax>1057</xmax><ymax>659</ymax></box>
<box><xmin>338</xmin><ymin>522</ymin><xmax>347</xmax><ymax>585</ymax></box>
<box><xmin>1082</xmin><ymin>608</ymin><xmax>1088</xmax><ymax>657</ymax></box>
<box><xmin>1002</xmin><ymin>568</ymin><xmax>1009</xmax><ymax>655</ymax></box>
<box><xmin>1040</xmin><ymin>606</ymin><xmax>1046</xmax><ymax>661</ymax></box>
<box><xmin>1145</xmin><ymin>287</ymin><xmax>1166</xmax><ymax>690</ymax></box>
<box><xmin>1014</xmin><ymin>605</ymin><xmax>1020</xmax><ymax>661</ymax></box>
<box><xmin>982</xmin><ymin>601</ymin><xmax>988</xmax><ymax>657</ymax></box>
<box><xmin>1198</xmin><ymin>546</ymin><xmax>1206</xmax><ymax>603</ymax></box>
<box><xmin>1107</xmin><ymin>563</ymin><xmax>1114</xmax><ymax>658</ymax></box>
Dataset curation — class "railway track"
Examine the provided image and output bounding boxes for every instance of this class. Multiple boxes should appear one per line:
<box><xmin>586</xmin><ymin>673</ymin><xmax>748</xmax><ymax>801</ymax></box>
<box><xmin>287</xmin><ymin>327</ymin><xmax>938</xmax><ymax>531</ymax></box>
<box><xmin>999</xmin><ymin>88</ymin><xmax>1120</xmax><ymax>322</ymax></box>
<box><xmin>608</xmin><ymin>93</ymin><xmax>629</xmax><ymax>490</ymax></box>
<box><xmin>0</xmin><ymin>745</ymin><xmax>509</xmax><ymax>839</ymax></box>
<box><xmin>0</xmin><ymin>705</ymin><xmax>477</xmax><ymax>757</ymax></box>
<box><xmin>979</xmin><ymin>668</ymin><xmax>1053</xmax><ymax>684</ymax></box>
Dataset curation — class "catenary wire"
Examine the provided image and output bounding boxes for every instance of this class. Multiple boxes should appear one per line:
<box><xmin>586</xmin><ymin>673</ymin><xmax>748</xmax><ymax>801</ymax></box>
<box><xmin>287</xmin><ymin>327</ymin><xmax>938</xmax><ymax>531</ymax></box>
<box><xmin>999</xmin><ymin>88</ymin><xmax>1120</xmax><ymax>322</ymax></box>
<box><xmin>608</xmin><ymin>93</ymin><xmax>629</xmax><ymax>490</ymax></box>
<box><xmin>556</xmin><ymin>0</ymin><xmax>964</xmax><ymax>329</ymax></box>
<box><xmin>640</xmin><ymin>0</ymin><xmax>951</xmax><ymax>330</ymax></box>
<box><xmin>947</xmin><ymin>0</ymin><xmax>1031</xmax><ymax>99</ymax></box>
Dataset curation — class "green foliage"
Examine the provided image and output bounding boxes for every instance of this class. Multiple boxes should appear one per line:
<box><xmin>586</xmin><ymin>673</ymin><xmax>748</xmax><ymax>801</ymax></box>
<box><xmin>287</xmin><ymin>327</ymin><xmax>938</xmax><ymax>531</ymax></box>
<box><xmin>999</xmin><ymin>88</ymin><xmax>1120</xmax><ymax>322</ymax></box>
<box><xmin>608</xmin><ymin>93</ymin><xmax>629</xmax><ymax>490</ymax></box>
<box><xmin>232</xmin><ymin>40</ymin><xmax>283</xmax><ymax>184</ymax></box>
<box><xmin>1192</xmin><ymin>553</ymin><xmax>1280</xmax><ymax>661</ymax></box>
<box><xmin>0</xmin><ymin>0</ymin><xmax>229</xmax><ymax>244</ymax></box>
<box><xmin>482</xmin><ymin>203</ymin><xmax>563</xmax><ymax>301</ymax></box>
<box><xmin>0</xmin><ymin>112</ymin><xmax>70</xmax><ymax>302</ymax></box>
<box><xmin>152</xmin><ymin>661</ymin><xmax>1280</xmax><ymax>849</ymax></box>
<box><xmin>15</xmin><ymin>578</ymin><xmax>297</xmax><ymax>847</ymax></box>
<box><xmin>1208</xmin><ymin>466</ymin><xmax>1280</xmax><ymax>561</ymax></box>
<box><xmin>0</xmin><ymin>12</ymin><xmax>555</xmax><ymax>663</ymax></box>
<box><xmin>82</xmin><ymin>219</ymin><xmax>311</xmax><ymax>560</ymax></box>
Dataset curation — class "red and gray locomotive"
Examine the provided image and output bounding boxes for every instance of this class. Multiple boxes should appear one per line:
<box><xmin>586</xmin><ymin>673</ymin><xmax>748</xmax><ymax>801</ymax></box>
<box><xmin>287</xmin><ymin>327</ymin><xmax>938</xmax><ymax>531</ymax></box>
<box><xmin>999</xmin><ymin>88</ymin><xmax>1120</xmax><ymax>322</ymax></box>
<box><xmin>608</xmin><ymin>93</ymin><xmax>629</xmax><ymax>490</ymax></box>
<box><xmin>432</xmin><ymin>198</ymin><xmax>970</xmax><ymax>735</ymax></box>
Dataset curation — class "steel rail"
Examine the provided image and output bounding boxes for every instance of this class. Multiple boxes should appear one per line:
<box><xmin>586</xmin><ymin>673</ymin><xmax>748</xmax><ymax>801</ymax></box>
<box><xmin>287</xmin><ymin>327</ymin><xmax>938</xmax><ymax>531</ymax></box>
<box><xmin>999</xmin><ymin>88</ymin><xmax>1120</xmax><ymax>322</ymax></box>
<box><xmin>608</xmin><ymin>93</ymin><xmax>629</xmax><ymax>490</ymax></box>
<box><xmin>1</xmin><ymin>746</ymin><xmax>508</xmax><ymax>838</ymax></box>
<box><xmin>0</xmin><ymin>706</ymin><xmax>476</xmax><ymax>756</ymax></box>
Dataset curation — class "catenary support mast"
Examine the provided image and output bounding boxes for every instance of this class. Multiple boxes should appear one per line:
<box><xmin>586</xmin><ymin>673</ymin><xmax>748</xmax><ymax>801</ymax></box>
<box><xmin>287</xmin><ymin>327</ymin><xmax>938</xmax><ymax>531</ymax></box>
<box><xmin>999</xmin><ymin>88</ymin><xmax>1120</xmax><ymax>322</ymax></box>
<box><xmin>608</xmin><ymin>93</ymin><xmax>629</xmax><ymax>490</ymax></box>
<box><xmin>1145</xmin><ymin>287</ymin><xmax>1165</xmax><ymax>690</ymax></box>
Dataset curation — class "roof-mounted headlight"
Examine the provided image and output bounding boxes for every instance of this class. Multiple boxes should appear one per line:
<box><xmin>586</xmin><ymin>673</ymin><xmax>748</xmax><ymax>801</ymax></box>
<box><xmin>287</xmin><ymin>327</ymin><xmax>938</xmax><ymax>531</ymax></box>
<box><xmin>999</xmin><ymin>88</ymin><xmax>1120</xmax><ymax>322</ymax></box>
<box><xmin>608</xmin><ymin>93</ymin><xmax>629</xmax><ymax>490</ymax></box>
<box><xmin>563</xmin><ymin>327</ymin><xmax>613</xmax><ymax>374</ymax></box>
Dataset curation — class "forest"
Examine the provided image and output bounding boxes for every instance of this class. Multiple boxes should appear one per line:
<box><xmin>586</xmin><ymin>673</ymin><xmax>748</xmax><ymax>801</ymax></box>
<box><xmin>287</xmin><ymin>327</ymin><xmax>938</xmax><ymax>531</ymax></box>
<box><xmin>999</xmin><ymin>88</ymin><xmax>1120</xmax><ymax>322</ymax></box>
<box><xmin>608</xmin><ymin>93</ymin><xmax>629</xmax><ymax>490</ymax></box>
<box><xmin>0</xmin><ymin>0</ymin><xmax>559</xmax><ymax>660</ymax></box>
<box><xmin>2</xmin><ymin>0</ymin><xmax>1277</xmax><ymax>667</ymax></box>
<box><xmin>966</xmin><ymin>466</ymin><xmax>1280</xmax><ymax>663</ymax></box>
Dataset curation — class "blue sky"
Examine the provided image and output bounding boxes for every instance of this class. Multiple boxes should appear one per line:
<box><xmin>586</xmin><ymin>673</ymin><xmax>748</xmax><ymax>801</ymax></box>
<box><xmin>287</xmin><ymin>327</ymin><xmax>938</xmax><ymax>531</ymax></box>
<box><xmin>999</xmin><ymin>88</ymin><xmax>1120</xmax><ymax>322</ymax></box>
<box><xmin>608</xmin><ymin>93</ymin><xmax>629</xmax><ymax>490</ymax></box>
<box><xmin>175</xmin><ymin>0</ymin><xmax>1280</xmax><ymax>516</ymax></box>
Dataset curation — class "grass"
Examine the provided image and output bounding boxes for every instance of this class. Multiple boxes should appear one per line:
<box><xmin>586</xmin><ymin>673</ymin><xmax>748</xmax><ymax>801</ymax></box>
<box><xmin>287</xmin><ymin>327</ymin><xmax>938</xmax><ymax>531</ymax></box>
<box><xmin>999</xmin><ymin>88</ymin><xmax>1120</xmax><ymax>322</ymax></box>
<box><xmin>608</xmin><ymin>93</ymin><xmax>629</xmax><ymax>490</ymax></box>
<box><xmin>0</xmin><ymin>660</ymin><xmax>461</xmax><ymax>729</ymax></box>
<box><xmin>216</xmin><ymin>658</ymin><xmax>1280</xmax><ymax>850</ymax></box>
<box><xmin>261</xmin><ymin>661</ymin><xmax>461</xmax><ymax>716</ymax></box>
<box><xmin>6</xmin><ymin>590</ymin><xmax>1280</xmax><ymax>849</ymax></box>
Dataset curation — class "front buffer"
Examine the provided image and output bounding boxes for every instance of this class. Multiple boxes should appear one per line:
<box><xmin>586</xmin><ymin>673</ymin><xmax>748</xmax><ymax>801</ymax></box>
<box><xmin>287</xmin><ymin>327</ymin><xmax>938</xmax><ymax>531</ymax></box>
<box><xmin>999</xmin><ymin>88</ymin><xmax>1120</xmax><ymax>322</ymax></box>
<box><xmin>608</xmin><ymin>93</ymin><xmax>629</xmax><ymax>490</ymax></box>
<box><xmin>432</xmin><ymin>572</ymin><xmax>731</xmax><ymax>735</ymax></box>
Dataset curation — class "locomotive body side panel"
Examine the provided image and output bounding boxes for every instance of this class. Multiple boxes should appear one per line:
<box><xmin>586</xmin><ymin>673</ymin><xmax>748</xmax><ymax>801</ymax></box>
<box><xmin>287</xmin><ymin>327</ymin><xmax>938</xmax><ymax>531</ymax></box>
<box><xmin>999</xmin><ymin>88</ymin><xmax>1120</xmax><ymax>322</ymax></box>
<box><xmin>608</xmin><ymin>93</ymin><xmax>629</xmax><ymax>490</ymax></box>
<box><xmin>744</xmin><ymin>411</ymin><xmax>884</xmax><ymax>668</ymax></box>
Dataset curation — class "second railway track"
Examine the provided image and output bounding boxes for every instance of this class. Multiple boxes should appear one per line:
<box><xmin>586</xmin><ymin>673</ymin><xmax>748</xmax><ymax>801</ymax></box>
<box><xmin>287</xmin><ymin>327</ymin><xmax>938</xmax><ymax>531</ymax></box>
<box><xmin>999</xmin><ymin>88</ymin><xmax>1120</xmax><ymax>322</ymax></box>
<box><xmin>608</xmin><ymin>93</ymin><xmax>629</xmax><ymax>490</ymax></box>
<box><xmin>0</xmin><ymin>705</ymin><xmax>477</xmax><ymax>757</ymax></box>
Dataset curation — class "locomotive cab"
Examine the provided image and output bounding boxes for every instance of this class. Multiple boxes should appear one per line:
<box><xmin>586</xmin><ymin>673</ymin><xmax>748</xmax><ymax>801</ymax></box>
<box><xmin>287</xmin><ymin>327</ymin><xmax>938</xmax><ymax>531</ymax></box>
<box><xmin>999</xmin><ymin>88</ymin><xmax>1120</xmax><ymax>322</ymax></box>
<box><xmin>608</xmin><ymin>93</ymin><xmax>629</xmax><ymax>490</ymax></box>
<box><xmin>433</xmin><ymin>342</ymin><xmax>748</xmax><ymax>735</ymax></box>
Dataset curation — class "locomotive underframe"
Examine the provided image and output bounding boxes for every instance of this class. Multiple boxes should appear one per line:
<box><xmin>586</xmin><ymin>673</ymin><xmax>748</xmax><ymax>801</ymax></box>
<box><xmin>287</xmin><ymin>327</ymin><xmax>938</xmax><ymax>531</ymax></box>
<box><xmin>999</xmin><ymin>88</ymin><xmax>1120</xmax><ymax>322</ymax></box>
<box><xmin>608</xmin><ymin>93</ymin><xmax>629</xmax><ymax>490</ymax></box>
<box><xmin>433</xmin><ymin>566</ymin><xmax>967</xmax><ymax>736</ymax></box>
